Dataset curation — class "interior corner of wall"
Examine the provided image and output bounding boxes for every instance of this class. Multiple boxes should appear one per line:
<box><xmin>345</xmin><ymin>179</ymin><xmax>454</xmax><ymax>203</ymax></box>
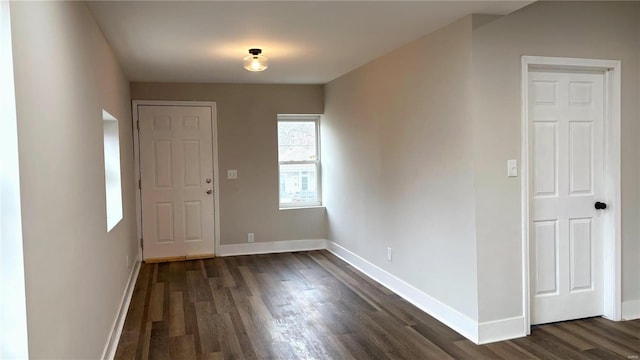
<box><xmin>622</xmin><ymin>299</ymin><xmax>640</xmax><ymax>320</ymax></box>
<box><xmin>471</xmin><ymin>14</ymin><xmax>502</xmax><ymax>30</ymax></box>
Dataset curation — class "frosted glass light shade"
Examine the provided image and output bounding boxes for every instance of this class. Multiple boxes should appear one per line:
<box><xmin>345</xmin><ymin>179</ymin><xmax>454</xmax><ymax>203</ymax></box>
<box><xmin>243</xmin><ymin>54</ymin><xmax>268</xmax><ymax>72</ymax></box>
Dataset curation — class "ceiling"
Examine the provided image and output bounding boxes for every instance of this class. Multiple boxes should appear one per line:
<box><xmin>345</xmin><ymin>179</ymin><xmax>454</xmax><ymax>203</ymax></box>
<box><xmin>87</xmin><ymin>1</ymin><xmax>533</xmax><ymax>84</ymax></box>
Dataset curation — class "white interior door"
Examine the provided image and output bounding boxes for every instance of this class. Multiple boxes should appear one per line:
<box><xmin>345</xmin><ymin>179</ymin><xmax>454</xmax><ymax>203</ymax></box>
<box><xmin>529</xmin><ymin>69</ymin><xmax>605</xmax><ymax>325</ymax></box>
<box><xmin>139</xmin><ymin>105</ymin><xmax>215</xmax><ymax>260</ymax></box>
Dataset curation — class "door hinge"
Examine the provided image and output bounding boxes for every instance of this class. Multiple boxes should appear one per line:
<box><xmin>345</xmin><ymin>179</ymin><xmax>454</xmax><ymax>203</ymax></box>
<box><xmin>138</xmin><ymin>179</ymin><xmax>141</xmax><ymax>190</ymax></box>
<box><xmin>140</xmin><ymin>238</ymin><xmax>144</xmax><ymax>250</ymax></box>
<box><xmin>136</xmin><ymin>120</ymin><xmax>140</xmax><ymax>131</ymax></box>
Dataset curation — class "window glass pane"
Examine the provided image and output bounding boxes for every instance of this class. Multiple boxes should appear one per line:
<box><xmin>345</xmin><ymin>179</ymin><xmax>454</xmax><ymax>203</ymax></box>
<box><xmin>102</xmin><ymin>110</ymin><xmax>123</xmax><ymax>231</ymax></box>
<box><xmin>278</xmin><ymin>121</ymin><xmax>316</xmax><ymax>161</ymax></box>
<box><xmin>279</xmin><ymin>163</ymin><xmax>318</xmax><ymax>204</ymax></box>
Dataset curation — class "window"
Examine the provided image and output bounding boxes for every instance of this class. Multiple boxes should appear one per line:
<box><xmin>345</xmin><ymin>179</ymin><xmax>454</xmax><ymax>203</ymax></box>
<box><xmin>278</xmin><ymin>115</ymin><xmax>321</xmax><ymax>208</ymax></box>
<box><xmin>1</xmin><ymin>1</ymin><xmax>29</xmax><ymax>357</ymax></box>
<box><xmin>301</xmin><ymin>172</ymin><xmax>309</xmax><ymax>191</ymax></box>
<box><xmin>103</xmin><ymin>110</ymin><xmax>123</xmax><ymax>231</ymax></box>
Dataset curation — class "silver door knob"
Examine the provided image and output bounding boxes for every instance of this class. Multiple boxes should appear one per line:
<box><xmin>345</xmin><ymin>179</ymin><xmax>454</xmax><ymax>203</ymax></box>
<box><xmin>205</xmin><ymin>178</ymin><xmax>212</xmax><ymax>183</ymax></box>
<box><xmin>206</xmin><ymin>189</ymin><xmax>213</xmax><ymax>195</ymax></box>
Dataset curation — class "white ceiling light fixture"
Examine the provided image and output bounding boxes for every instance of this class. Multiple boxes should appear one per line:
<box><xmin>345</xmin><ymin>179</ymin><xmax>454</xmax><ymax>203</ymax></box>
<box><xmin>243</xmin><ymin>48</ymin><xmax>268</xmax><ymax>72</ymax></box>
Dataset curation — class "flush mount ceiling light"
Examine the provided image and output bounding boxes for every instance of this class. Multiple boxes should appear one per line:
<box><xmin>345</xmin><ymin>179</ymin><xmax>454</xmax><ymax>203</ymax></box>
<box><xmin>243</xmin><ymin>48</ymin><xmax>268</xmax><ymax>72</ymax></box>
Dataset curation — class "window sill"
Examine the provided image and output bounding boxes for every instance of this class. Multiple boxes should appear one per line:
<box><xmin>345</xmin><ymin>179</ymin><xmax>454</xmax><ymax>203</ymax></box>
<box><xmin>279</xmin><ymin>205</ymin><xmax>325</xmax><ymax>211</ymax></box>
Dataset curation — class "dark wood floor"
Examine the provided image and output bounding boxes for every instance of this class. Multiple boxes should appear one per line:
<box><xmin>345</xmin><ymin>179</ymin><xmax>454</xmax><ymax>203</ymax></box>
<box><xmin>115</xmin><ymin>250</ymin><xmax>640</xmax><ymax>359</ymax></box>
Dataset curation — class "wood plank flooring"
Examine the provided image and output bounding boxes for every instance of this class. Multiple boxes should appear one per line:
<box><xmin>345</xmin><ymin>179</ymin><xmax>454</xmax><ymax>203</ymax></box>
<box><xmin>115</xmin><ymin>250</ymin><xmax>640</xmax><ymax>359</ymax></box>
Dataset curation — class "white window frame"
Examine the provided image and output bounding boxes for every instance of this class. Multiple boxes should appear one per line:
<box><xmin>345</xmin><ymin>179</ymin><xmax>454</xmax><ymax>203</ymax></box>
<box><xmin>102</xmin><ymin>110</ymin><xmax>123</xmax><ymax>231</ymax></box>
<box><xmin>0</xmin><ymin>1</ymin><xmax>29</xmax><ymax>357</ymax></box>
<box><xmin>277</xmin><ymin>114</ymin><xmax>322</xmax><ymax>209</ymax></box>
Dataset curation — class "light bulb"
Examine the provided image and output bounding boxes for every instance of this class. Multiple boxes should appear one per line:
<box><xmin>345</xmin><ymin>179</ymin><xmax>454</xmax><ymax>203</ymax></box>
<box><xmin>250</xmin><ymin>57</ymin><xmax>262</xmax><ymax>70</ymax></box>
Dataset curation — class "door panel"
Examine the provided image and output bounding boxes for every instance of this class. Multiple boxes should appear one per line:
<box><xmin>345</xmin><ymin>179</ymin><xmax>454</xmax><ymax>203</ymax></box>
<box><xmin>153</xmin><ymin>140</ymin><xmax>173</xmax><ymax>188</ymax></box>
<box><xmin>529</xmin><ymin>70</ymin><xmax>604</xmax><ymax>324</ymax></box>
<box><xmin>532</xmin><ymin>122</ymin><xmax>557</xmax><ymax>196</ymax></box>
<box><xmin>569</xmin><ymin>122</ymin><xmax>592</xmax><ymax>194</ymax></box>
<box><xmin>155</xmin><ymin>202</ymin><xmax>174</xmax><ymax>243</ymax></box>
<box><xmin>183</xmin><ymin>141</ymin><xmax>202</xmax><ymax>187</ymax></box>
<box><xmin>184</xmin><ymin>201</ymin><xmax>203</xmax><ymax>241</ymax></box>
<box><xmin>569</xmin><ymin>218</ymin><xmax>592</xmax><ymax>291</ymax></box>
<box><xmin>533</xmin><ymin>220</ymin><xmax>558</xmax><ymax>296</ymax></box>
<box><xmin>139</xmin><ymin>105</ymin><xmax>215</xmax><ymax>260</ymax></box>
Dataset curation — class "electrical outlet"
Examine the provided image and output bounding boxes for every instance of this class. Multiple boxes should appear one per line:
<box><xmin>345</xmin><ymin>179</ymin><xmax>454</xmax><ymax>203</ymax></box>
<box><xmin>248</xmin><ymin>233</ymin><xmax>255</xmax><ymax>243</ymax></box>
<box><xmin>227</xmin><ymin>169</ymin><xmax>238</xmax><ymax>179</ymax></box>
<box><xmin>387</xmin><ymin>247</ymin><xmax>392</xmax><ymax>262</ymax></box>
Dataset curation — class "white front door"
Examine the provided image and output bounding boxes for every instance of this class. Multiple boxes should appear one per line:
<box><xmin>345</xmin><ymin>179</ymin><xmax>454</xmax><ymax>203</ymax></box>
<box><xmin>529</xmin><ymin>69</ymin><xmax>605</xmax><ymax>325</ymax></box>
<box><xmin>139</xmin><ymin>105</ymin><xmax>215</xmax><ymax>260</ymax></box>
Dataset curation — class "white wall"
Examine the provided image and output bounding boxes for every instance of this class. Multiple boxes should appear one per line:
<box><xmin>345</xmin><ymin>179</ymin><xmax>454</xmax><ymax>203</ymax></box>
<box><xmin>323</xmin><ymin>16</ymin><xmax>479</xmax><ymax>321</ymax></box>
<box><xmin>10</xmin><ymin>2</ymin><xmax>138</xmax><ymax>357</ymax></box>
<box><xmin>472</xmin><ymin>1</ymin><xmax>640</xmax><ymax>322</ymax></box>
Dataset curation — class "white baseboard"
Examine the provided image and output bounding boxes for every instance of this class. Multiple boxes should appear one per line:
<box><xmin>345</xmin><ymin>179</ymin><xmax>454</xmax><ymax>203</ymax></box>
<box><xmin>217</xmin><ymin>239</ymin><xmax>327</xmax><ymax>257</ymax></box>
<box><xmin>325</xmin><ymin>241</ymin><xmax>481</xmax><ymax>343</ymax></box>
<box><xmin>101</xmin><ymin>240</ymin><xmax>528</xmax><ymax>353</ymax></box>
<box><xmin>622</xmin><ymin>299</ymin><xmax>640</xmax><ymax>320</ymax></box>
<box><xmin>101</xmin><ymin>259</ymin><xmax>142</xmax><ymax>360</ymax></box>
<box><xmin>325</xmin><ymin>241</ymin><xmax>527</xmax><ymax>345</ymax></box>
<box><xmin>478</xmin><ymin>316</ymin><xmax>526</xmax><ymax>344</ymax></box>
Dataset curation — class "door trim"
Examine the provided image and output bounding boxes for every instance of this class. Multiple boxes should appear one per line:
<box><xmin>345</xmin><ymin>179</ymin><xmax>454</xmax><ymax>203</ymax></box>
<box><xmin>521</xmin><ymin>56</ymin><xmax>621</xmax><ymax>333</ymax></box>
<box><xmin>132</xmin><ymin>100</ymin><xmax>220</xmax><ymax>260</ymax></box>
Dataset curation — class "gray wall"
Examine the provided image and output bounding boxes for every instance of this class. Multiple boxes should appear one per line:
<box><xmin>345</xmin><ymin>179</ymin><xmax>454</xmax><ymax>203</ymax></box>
<box><xmin>10</xmin><ymin>2</ymin><xmax>138</xmax><ymax>357</ymax></box>
<box><xmin>323</xmin><ymin>1</ymin><xmax>640</xmax><ymax>327</ymax></box>
<box><xmin>130</xmin><ymin>83</ymin><xmax>327</xmax><ymax>245</ymax></box>
<box><xmin>323</xmin><ymin>17</ymin><xmax>480</xmax><ymax>320</ymax></box>
<box><xmin>472</xmin><ymin>1</ymin><xmax>640</xmax><ymax>322</ymax></box>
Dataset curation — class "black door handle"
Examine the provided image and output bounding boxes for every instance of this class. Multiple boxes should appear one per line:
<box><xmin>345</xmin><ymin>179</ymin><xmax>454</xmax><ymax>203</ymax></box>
<box><xmin>595</xmin><ymin>201</ymin><xmax>607</xmax><ymax>210</ymax></box>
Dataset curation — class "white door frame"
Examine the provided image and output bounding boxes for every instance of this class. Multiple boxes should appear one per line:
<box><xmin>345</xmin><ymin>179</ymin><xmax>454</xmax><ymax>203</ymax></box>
<box><xmin>132</xmin><ymin>100</ymin><xmax>220</xmax><ymax>260</ymax></box>
<box><xmin>521</xmin><ymin>56</ymin><xmax>622</xmax><ymax>333</ymax></box>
